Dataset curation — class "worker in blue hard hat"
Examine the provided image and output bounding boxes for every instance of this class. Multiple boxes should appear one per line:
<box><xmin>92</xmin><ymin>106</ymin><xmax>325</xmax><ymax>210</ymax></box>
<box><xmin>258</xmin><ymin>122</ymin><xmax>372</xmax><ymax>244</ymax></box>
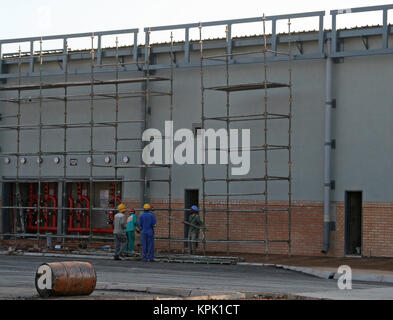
<box><xmin>138</xmin><ymin>203</ymin><xmax>157</xmax><ymax>262</ymax></box>
<box><xmin>187</xmin><ymin>205</ymin><xmax>205</xmax><ymax>255</ymax></box>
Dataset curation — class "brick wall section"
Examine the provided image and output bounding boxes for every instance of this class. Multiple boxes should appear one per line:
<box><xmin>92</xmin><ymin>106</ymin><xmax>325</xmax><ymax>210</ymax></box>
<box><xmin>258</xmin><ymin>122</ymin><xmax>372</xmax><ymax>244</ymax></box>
<box><xmin>335</xmin><ymin>202</ymin><xmax>345</xmax><ymax>257</ymax></box>
<box><xmin>138</xmin><ymin>200</ymin><xmax>393</xmax><ymax>257</ymax></box>
<box><xmin>332</xmin><ymin>202</ymin><xmax>393</xmax><ymax>258</ymax></box>
<box><xmin>126</xmin><ymin>198</ymin><xmax>328</xmax><ymax>256</ymax></box>
<box><xmin>2</xmin><ymin>197</ymin><xmax>392</xmax><ymax>257</ymax></box>
<box><xmin>360</xmin><ymin>202</ymin><xmax>393</xmax><ymax>258</ymax></box>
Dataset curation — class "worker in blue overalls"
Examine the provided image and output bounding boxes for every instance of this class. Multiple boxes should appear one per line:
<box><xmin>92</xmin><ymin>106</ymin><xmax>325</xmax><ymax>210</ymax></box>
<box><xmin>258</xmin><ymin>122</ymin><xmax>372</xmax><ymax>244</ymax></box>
<box><xmin>138</xmin><ymin>203</ymin><xmax>157</xmax><ymax>262</ymax></box>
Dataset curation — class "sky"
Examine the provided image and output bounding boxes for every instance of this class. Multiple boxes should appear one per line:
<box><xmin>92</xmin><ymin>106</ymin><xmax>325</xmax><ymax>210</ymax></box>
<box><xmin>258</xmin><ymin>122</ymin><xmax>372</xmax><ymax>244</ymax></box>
<box><xmin>0</xmin><ymin>0</ymin><xmax>392</xmax><ymax>53</ymax></box>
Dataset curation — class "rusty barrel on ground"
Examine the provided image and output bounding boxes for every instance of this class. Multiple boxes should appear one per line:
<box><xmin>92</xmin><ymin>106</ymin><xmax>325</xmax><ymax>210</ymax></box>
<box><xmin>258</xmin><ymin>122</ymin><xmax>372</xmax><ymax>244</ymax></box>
<box><xmin>35</xmin><ymin>261</ymin><xmax>96</xmax><ymax>297</ymax></box>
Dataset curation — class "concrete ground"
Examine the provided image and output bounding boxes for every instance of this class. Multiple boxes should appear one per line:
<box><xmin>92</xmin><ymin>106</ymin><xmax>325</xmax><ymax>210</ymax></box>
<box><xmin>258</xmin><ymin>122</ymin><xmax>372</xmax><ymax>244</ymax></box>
<box><xmin>1</xmin><ymin>255</ymin><xmax>393</xmax><ymax>300</ymax></box>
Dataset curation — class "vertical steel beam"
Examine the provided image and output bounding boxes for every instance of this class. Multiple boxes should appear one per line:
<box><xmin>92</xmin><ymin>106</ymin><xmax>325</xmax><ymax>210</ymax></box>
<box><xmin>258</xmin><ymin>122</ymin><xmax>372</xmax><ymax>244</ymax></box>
<box><xmin>262</xmin><ymin>15</ymin><xmax>269</xmax><ymax>255</ymax></box>
<box><xmin>133</xmin><ymin>32</ymin><xmax>138</xmax><ymax>62</ymax></box>
<box><xmin>142</xmin><ymin>28</ymin><xmax>151</xmax><ymax>204</ymax></box>
<box><xmin>382</xmin><ymin>9</ymin><xmax>388</xmax><ymax>49</ymax></box>
<box><xmin>322</xmin><ymin>39</ymin><xmax>333</xmax><ymax>253</ymax></box>
<box><xmin>226</xmin><ymin>24</ymin><xmax>232</xmax><ymax>58</ymax></box>
<box><xmin>331</xmin><ymin>13</ymin><xmax>337</xmax><ymax>55</ymax></box>
<box><xmin>62</xmin><ymin>38</ymin><xmax>68</xmax><ymax>72</ymax></box>
<box><xmin>0</xmin><ymin>44</ymin><xmax>3</xmax><ymax>75</ymax></box>
<box><xmin>185</xmin><ymin>27</ymin><xmax>190</xmax><ymax>64</ymax></box>
<box><xmin>57</xmin><ymin>182</ymin><xmax>63</xmax><ymax>235</ymax></box>
<box><xmin>97</xmin><ymin>35</ymin><xmax>103</xmax><ymax>67</ymax></box>
<box><xmin>144</xmin><ymin>31</ymin><xmax>150</xmax><ymax>64</ymax></box>
<box><xmin>318</xmin><ymin>14</ymin><xmax>325</xmax><ymax>53</ymax></box>
<box><xmin>29</xmin><ymin>40</ymin><xmax>35</xmax><ymax>74</ymax></box>
<box><xmin>271</xmin><ymin>19</ymin><xmax>277</xmax><ymax>54</ymax></box>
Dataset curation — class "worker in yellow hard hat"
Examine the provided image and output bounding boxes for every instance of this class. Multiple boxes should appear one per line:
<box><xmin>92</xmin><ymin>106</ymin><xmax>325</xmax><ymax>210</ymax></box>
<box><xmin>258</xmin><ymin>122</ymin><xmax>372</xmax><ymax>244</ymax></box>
<box><xmin>117</xmin><ymin>203</ymin><xmax>127</xmax><ymax>213</ymax></box>
<box><xmin>138</xmin><ymin>203</ymin><xmax>157</xmax><ymax>262</ymax></box>
<box><xmin>113</xmin><ymin>203</ymin><xmax>127</xmax><ymax>260</ymax></box>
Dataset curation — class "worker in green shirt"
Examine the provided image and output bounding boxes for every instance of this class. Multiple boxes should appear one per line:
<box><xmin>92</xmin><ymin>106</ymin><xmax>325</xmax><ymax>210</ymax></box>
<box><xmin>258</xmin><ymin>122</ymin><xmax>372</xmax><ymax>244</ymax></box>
<box><xmin>125</xmin><ymin>208</ymin><xmax>138</xmax><ymax>254</ymax></box>
<box><xmin>187</xmin><ymin>205</ymin><xmax>205</xmax><ymax>255</ymax></box>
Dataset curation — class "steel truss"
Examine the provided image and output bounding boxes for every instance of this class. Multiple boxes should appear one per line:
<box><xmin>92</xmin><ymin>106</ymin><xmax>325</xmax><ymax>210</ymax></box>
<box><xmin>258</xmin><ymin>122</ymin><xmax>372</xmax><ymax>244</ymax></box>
<box><xmin>0</xmin><ymin>4</ymin><xmax>391</xmax><ymax>80</ymax></box>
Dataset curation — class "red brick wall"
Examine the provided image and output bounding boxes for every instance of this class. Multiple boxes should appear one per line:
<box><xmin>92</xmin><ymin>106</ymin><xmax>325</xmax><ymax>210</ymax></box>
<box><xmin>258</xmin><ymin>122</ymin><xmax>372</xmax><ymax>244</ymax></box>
<box><xmin>128</xmin><ymin>198</ymin><xmax>329</xmax><ymax>256</ymax></box>
<box><xmin>128</xmin><ymin>199</ymin><xmax>393</xmax><ymax>258</ymax></box>
<box><xmin>335</xmin><ymin>202</ymin><xmax>345</xmax><ymax>257</ymax></box>
<box><xmin>2</xmin><ymin>196</ymin><xmax>392</xmax><ymax>257</ymax></box>
<box><xmin>327</xmin><ymin>201</ymin><xmax>393</xmax><ymax>258</ymax></box>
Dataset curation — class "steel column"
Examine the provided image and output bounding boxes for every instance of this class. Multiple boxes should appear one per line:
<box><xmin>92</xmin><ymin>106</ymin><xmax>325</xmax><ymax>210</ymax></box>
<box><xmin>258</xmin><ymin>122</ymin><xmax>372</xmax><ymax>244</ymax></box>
<box><xmin>322</xmin><ymin>39</ymin><xmax>333</xmax><ymax>254</ymax></box>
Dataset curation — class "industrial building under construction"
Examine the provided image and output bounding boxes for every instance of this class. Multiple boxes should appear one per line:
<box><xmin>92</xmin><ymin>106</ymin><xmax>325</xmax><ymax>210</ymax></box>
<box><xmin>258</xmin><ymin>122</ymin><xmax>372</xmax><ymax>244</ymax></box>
<box><xmin>1</xmin><ymin>4</ymin><xmax>393</xmax><ymax>258</ymax></box>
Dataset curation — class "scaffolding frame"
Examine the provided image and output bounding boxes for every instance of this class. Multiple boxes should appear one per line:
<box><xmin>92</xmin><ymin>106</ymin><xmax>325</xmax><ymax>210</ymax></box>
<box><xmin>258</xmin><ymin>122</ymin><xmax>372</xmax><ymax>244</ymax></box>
<box><xmin>199</xmin><ymin>15</ymin><xmax>293</xmax><ymax>255</ymax></box>
<box><xmin>0</xmin><ymin>30</ymin><xmax>174</xmax><ymax>246</ymax></box>
<box><xmin>0</xmin><ymin>11</ymin><xmax>296</xmax><ymax>253</ymax></box>
<box><xmin>1</xmin><ymin>4</ymin><xmax>392</xmax><ymax>252</ymax></box>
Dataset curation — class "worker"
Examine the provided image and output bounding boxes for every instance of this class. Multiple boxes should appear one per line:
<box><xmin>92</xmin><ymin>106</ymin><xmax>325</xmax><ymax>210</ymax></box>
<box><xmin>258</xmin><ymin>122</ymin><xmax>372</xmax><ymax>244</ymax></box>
<box><xmin>187</xmin><ymin>205</ymin><xmax>205</xmax><ymax>255</ymax></box>
<box><xmin>113</xmin><ymin>203</ymin><xmax>128</xmax><ymax>260</ymax></box>
<box><xmin>125</xmin><ymin>208</ymin><xmax>138</xmax><ymax>254</ymax></box>
<box><xmin>138</xmin><ymin>203</ymin><xmax>157</xmax><ymax>262</ymax></box>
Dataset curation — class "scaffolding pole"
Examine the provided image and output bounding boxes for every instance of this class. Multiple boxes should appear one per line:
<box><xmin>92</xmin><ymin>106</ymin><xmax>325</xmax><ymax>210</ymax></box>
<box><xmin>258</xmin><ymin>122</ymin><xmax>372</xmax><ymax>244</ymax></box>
<box><xmin>199</xmin><ymin>14</ymin><xmax>293</xmax><ymax>256</ymax></box>
<box><xmin>0</xmin><ymin>32</ymin><xmax>174</xmax><ymax>246</ymax></box>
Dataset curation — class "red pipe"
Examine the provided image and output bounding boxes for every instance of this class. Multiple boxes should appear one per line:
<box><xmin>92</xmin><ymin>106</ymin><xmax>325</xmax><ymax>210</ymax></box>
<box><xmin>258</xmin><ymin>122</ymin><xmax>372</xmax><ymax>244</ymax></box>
<box><xmin>43</xmin><ymin>183</ymin><xmax>57</xmax><ymax>228</ymax></box>
<box><xmin>27</xmin><ymin>183</ymin><xmax>57</xmax><ymax>233</ymax></box>
<box><xmin>68</xmin><ymin>196</ymin><xmax>74</xmax><ymax>232</ymax></box>
<box><xmin>76</xmin><ymin>183</ymin><xmax>83</xmax><ymax>229</ymax></box>
<box><xmin>43</xmin><ymin>183</ymin><xmax>50</xmax><ymax>228</ymax></box>
<box><xmin>28</xmin><ymin>226</ymin><xmax>57</xmax><ymax>232</ymax></box>
<box><xmin>68</xmin><ymin>183</ymin><xmax>91</xmax><ymax>234</ymax></box>
<box><xmin>27</xmin><ymin>183</ymin><xmax>40</xmax><ymax>232</ymax></box>
<box><xmin>48</xmin><ymin>194</ymin><xmax>57</xmax><ymax>227</ymax></box>
<box><xmin>28</xmin><ymin>183</ymin><xmax>58</xmax><ymax>233</ymax></box>
<box><xmin>68</xmin><ymin>182</ymin><xmax>123</xmax><ymax>234</ymax></box>
<box><xmin>81</xmin><ymin>194</ymin><xmax>90</xmax><ymax>230</ymax></box>
<box><xmin>27</xmin><ymin>184</ymin><xmax>35</xmax><ymax>231</ymax></box>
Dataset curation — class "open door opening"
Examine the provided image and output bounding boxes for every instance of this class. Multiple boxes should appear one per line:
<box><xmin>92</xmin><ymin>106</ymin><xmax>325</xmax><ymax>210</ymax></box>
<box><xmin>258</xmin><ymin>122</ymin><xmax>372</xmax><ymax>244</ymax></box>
<box><xmin>345</xmin><ymin>191</ymin><xmax>362</xmax><ymax>255</ymax></box>
<box><xmin>184</xmin><ymin>189</ymin><xmax>199</xmax><ymax>248</ymax></box>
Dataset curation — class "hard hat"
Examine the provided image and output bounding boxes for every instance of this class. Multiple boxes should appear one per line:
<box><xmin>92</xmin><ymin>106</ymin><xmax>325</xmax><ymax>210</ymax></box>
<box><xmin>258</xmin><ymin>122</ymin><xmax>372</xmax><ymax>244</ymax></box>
<box><xmin>117</xmin><ymin>203</ymin><xmax>126</xmax><ymax>213</ymax></box>
<box><xmin>191</xmin><ymin>205</ymin><xmax>199</xmax><ymax>212</ymax></box>
<box><xmin>129</xmin><ymin>208</ymin><xmax>135</xmax><ymax>213</ymax></box>
<box><xmin>143</xmin><ymin>203</ymin><xmax>151</xmax><ymax>210</ymax></box>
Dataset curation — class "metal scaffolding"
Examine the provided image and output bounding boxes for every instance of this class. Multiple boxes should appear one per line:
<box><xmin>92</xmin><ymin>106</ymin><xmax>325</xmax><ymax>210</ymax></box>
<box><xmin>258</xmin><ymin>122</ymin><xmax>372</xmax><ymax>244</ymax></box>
<box><xmin>1</xmin><ymin>3</ymin><xmax>391</xmax><ymax>254</ymax></box>
<box><xmin>0</xmin><ymin>12</ymin><xmax>295</xmax><ymax>254</ymax></box>
<box><xmin>0</xmin><ymin>31</ymin><xmax>174</xmax><ymax>245</ymax></box>
<box><xmin>199</xmin><ymin>15</ymin><xmax>293</xmax><ymax>255</ymax></box>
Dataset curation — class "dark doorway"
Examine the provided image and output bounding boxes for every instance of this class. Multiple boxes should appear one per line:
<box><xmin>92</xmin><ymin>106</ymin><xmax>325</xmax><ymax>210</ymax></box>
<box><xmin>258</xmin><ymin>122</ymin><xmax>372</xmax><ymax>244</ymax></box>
<box><xmin>345</xmin><ymin>191</ymin><xmax>362</xmax><ymax>255</ymax></box>
<box><xmin>184</xmin><ymin>189</ymin><xmax>199</xmax><ymax>248</ymax></box>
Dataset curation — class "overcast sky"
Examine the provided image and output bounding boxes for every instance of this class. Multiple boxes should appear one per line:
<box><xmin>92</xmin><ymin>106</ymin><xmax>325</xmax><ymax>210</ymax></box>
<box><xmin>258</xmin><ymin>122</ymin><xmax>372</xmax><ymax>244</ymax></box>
<box><xmin>0</xmin><ymin>0</ymin><xmax>392</xmax><ymax>52</ymax></box>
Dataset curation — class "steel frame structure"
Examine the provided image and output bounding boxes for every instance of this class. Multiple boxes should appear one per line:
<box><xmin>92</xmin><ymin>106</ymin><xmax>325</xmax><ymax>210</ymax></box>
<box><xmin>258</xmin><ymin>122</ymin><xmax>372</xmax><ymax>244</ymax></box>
<box><xmin>0</xmin><ymin>30</ymin><xmax>174</xmax><ymax>245</ymax></box>
<box><xmin>0</xmin><ymin>4</ymin><xmax>391</xmax><ymax>81</ymax></box>
<box><xmin>0</xmin><ymin>4</ymin><xmax>392</xmax><ymax>250</ymax></box>
<box><xmin>198</xmin><ymin>16</ymin><xmax>292</xmax><ymax>255</ymax></box>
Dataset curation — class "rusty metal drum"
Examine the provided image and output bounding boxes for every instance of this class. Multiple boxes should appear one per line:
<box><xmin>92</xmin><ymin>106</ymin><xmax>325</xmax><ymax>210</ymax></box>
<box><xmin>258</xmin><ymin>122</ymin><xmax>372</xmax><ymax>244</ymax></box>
<box><xmin>35</xmin><ymin>261</ymin><xmax>96</xmax><ymax>297</ymax></box>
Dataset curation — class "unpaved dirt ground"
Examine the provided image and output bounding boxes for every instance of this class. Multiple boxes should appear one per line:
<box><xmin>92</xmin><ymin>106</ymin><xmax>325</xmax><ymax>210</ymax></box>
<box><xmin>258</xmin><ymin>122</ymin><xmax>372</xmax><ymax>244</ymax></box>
<box><xmin>2</xmin><ymin>239</ymin><xmax>392</xmax><ymax>272</ymax></box>
<box><xmin>230</xmin><ymin>253</ymin><xmax>393</xmax><ymax>271</ymax></box>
